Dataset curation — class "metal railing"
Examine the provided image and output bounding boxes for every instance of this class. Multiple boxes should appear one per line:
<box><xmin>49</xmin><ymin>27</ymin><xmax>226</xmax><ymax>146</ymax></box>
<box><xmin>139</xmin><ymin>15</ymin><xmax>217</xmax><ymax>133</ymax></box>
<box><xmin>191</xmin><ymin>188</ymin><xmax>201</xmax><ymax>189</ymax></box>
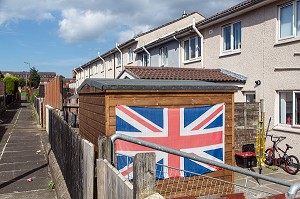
<box><xmin>111</xmin><ymin>133</ymin><xmax>300</xmax><ymax>198</ymax></box>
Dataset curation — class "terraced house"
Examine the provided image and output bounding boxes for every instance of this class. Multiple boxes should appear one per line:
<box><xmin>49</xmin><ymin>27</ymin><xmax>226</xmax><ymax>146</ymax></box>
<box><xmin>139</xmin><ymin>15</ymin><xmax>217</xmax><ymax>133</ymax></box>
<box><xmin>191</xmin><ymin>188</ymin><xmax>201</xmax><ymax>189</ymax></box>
<box><xmin>72</xmin><ymin>0</ymin><xmax>300</xmax><ymax>157</ymax></box>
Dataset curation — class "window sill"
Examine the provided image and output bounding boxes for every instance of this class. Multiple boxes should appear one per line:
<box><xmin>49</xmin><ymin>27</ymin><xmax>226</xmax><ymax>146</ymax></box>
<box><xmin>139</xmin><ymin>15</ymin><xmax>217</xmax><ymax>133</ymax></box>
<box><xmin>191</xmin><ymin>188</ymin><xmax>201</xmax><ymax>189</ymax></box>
<box><xmin>275</xmin><ymin>37</ymin><xmax>300</xmax><ymax>46</ymax></box>
<box><xmin>108</xmin><ymin>68</ymin><xmax>112</xmax><ymax>71</ymax></box>
<box><xmin>183</xmin><ymin>58</ymin><xmax>201</xmax><ymax>65</ymax></box>
<box><xmin>116</xmin><ymin>65</ymin><xmax>121</xmax><ymax>68</ymax></box>
<box><xmin>219</xmin><ymin>50</ymin><xmax>241</xmax><ymax>58</ymax></box>
<box><xmin>273</xmin><ymin>125</ymin><xmax>300</xmax><ymax>134</ymax></box>
<box><xmin>127</xmin><ymin>61</ymin><xmax>133</xmax><ymax>64</ymax></box>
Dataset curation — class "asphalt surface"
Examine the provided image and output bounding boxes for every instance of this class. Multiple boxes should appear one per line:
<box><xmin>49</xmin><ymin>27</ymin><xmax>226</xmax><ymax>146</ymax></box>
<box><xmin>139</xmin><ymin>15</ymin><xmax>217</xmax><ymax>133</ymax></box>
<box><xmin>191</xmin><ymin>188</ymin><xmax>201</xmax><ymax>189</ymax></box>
<box><xmin>0</xmin><ymin>101</ymin><xmax>56</xmax><ymax>199</ymax></box>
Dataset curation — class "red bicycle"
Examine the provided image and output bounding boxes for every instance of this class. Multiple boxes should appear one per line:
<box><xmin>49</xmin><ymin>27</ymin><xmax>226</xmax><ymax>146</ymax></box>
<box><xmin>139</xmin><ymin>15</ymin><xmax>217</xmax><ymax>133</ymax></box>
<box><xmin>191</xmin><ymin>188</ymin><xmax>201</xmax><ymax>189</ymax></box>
<box><xmin>265</xmin><ymin>135</ymin><xmax>299</xmax><ymax>175</ymax></box>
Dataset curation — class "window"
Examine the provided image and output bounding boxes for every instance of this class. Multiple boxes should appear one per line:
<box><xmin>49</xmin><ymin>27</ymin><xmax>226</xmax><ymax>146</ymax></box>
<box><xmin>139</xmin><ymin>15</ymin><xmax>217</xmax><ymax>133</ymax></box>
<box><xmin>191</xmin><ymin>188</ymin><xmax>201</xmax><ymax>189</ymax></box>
<box><xmin>108</xmin><ymin>56</ymin><xmax>112</xmax><ymax>70</ymax></box>
<box><xmin>222</xmin><ymin>21</ymin><xmax>241</xmax><ymax>52</ymax></box>
<box><xmin>117</xmin><ymin>52</ymin><xmax>121</xmax><ymax>67</ymax></box>
<box><xmin>244</xmin><ymin>92</ymin><xmax>256</xmax><ymax>103</ymax></box>
<box><xmin>279</xmin><ymin>91</ymin><xmax>300</xmax><ymax>126</ymax></box>
<box><xmin>141</xmin><ymin>54</ymin><xmax>148</xmax><ymax>66</ymax></box>
<box><xmin>279</xmin><ymin>1</ymin><xmax>300</xmax><ymax>39</ymax></box>
<box><xmin>159</xmin><ymin>46</ymin><xmax>168</xmax><ymax>66</ymax></box>
<box><xmin>128</xmin><ymin>47</ymin><xmax>133</xmax><ymax>63</ymax></box>
<box><xmin>184</xmin><ymin>36</ymin><xmax>201</xmax><ymax>61</ymax></box>
<box><xmin>90</xmin><ymin>66</ymin><xmax>93</xmax><ymax>76</ymax></box>
<box><xmin>100</xmin><ymin>62</ymin><xmax>104</xmax><ymax>73</ymax></box>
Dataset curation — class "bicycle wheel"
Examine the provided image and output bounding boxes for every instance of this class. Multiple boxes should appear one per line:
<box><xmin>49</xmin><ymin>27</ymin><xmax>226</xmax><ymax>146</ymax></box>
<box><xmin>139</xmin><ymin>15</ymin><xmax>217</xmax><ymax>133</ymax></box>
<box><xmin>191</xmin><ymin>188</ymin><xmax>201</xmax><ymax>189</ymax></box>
<box><xmin>285</xmin><ymin>155</ymin><xmax>299</xmax><ymax>175</ymax></box>
<box><xmin>265</xmin><ymin>148</ymin><xmax>275</xmax><ymax>166</ymax></box>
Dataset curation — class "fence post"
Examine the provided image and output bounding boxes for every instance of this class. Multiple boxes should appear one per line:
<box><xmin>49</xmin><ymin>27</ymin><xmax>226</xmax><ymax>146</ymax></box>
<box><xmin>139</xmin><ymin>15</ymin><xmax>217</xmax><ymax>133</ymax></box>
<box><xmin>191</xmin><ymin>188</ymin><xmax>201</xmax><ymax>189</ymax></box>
<box><xmin>82</xmin><ymin>139</ymin><xmax>94</xmax><ymax>199</ymax></box>
<box><xmin>133</xmin><ymin>152</ymin><xmax>156</xmax><ymax>199</ymax></box>
<box><xmin>98</xmin><ymin>136</ymin><xmax>112</xmax><ymax>164</ymax></box>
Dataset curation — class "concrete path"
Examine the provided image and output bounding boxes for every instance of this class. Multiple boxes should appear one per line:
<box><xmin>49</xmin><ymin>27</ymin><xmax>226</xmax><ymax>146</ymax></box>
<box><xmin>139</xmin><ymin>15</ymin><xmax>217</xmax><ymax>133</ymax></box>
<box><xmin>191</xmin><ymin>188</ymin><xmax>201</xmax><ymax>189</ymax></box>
<box><xmin>235</xmin><ymin>165</ymin><xmax>300</xmax><ymax>197</ymax></box>
<box><xmin>0</xmin><ymin>102</ymin><xmax>56</xmax><ymax>199</ymax></box>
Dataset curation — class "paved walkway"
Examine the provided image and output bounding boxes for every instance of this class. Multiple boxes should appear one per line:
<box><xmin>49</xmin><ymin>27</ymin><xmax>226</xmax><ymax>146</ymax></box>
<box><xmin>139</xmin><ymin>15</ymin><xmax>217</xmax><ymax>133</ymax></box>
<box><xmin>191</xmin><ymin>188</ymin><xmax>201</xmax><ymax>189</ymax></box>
<box><xmin>0</xmin><ymin>101</ymin><xmax>56</xmax><ymax>199</ymax></box>
<box><xmin>235</xmin><ymin>162</ymin><xmax>300</xmax><ymax>197</ymax></box>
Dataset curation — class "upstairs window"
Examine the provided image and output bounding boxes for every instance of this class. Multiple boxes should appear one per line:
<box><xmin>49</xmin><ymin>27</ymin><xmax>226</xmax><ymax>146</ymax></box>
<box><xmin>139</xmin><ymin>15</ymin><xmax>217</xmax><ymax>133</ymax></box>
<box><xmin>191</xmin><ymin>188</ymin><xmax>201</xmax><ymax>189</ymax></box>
<box><xmin>159</xmin><ymin>46</ymin><xmax>168</xmax><ymax>66</ymax></box>
<box><xmin>117</xmin><ymin>52</ymin><xmax>121</xmax><ymax>67</ymax></box>
<box><xmin>100</xmin><ymin>62</ymin><xmax>104</xmax><ymax>73</ymax></box>
<box><xmin>141</xmin><ymin>54</ymin><xmax>148</xmax><ymax>66</ymax></box>
<box><xmin>128</xmin><ymin>47</ymin><xmax>134</xmax><ymax>63</ymax></box>
<box><xmin>222</xmin><ymin>21</ymin><xmax>241</xmax><ymax>53</ymax></box>
<box><xmin>279</xmin><ymin>1</ymin><xmax>300</xmax><ymax>39</ymax></box>
<box><xmin>184</xmin><ymin>36</ymin><xmax>201</xmax><ymax>61</ymax></box>
<box><xmin>108</xmin><ymin>56</ymin><xmax>112</xmax><ymax>70</ymax></box>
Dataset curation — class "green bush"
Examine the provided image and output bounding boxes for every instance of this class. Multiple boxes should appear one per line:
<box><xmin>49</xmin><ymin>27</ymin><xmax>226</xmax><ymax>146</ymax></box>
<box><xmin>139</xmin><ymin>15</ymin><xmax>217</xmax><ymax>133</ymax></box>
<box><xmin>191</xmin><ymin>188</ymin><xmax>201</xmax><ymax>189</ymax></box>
<box><xmin>3</xmin><ymin>76</ymin><xmax>19</xmax><ymax>95</ymax></box>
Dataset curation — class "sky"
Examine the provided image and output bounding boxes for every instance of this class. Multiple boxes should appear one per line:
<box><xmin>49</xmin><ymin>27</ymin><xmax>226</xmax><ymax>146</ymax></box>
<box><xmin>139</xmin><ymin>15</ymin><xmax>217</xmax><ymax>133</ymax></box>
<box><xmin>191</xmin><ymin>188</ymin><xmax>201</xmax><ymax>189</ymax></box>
<box><xmin>0</xmin><ymin>0</ymin><xmax>243</xmax><ymax>78</ymax></box>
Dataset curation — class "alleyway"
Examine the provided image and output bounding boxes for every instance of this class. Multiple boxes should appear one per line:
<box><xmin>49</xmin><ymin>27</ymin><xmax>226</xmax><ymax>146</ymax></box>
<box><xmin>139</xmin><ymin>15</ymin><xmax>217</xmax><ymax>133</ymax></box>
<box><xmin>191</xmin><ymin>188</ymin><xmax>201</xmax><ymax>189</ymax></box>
<box><xmin>0</xmin><ymin>101</ymin><xmax>56</xmax><ymax>198</ymax></box>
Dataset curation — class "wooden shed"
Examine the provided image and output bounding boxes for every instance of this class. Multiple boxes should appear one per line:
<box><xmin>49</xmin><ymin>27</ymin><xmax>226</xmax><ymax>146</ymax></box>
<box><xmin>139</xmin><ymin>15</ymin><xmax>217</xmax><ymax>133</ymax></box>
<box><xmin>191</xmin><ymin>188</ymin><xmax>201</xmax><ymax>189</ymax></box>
<box><xmin>77</xmin><ymin>78</ymin><xmax>237</xmax><ymax>184</ymax></box>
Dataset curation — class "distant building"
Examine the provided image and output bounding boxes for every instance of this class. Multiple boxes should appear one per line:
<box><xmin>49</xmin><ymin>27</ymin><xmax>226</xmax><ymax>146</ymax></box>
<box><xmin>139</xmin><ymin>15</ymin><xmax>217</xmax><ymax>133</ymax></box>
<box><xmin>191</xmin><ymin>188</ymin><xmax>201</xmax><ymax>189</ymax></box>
<box><xmin>2</xmin><ymin>71</ymin><xmax>56</xmax><ymax>84</ymax></box>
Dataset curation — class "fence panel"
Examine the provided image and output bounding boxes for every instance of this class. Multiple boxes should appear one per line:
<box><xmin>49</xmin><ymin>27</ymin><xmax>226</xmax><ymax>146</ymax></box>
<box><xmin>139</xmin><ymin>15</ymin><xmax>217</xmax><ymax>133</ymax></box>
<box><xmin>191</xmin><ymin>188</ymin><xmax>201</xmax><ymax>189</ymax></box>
<box><xmin>49</xmin><ymin>109</ymin><xmax>84</xmax><ymax>199</ymax></box>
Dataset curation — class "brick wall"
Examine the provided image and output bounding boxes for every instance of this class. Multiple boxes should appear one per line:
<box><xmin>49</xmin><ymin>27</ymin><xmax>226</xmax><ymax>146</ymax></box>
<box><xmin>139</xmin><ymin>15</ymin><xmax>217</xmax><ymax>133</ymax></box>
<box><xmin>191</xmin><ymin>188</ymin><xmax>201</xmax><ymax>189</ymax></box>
<box><xmin>234</xmin><ymin>102</ymin><xmax>259</xmax><ymax>153</ymax></box>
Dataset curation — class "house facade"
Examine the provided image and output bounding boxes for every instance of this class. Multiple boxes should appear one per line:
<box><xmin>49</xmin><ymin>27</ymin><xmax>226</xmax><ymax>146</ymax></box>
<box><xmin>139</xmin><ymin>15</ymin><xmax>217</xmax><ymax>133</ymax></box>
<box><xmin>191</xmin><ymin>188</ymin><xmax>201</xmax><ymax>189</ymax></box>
<box><xmin>71</xmin><ymin>0</ymin><xmax>300</xmax><ymax>156</ymax></box>
<box><xmin>72</xmin><ymin>12</ymin><xmax>204</xmax><ymax>87</ymax></box>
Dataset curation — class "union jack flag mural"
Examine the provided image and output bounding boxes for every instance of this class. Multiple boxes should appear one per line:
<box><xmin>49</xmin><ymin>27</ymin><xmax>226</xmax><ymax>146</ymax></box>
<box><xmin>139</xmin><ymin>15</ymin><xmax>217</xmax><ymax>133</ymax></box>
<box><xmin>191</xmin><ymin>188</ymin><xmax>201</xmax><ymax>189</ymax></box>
<box><xmin>116</xmin><ymin>103</ymin><xmax>225</xmax><ymax>179</ymax></box>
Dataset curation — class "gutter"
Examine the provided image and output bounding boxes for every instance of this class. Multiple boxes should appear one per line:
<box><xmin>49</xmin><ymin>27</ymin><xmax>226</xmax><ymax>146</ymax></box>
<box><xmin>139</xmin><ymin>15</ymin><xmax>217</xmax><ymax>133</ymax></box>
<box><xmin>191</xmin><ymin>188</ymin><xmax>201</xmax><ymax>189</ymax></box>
<box><xmin>192</xmin><ymin>17</ymin><xmax>204</xmax><ymax>68</ymax></box>
<box><xmin>142</xmin><ymin>42</ymin><xmax>151</xmax><ymax>66</ymax></box>
<box><xmin>98</xmin><ymin>52</ymin><xmax>106</xmax><ymax>78</ymax></box>
<box><xmin>115</xmin><ymin>43</ymin><xmax>123</xmax><ymax>70</ymax></box>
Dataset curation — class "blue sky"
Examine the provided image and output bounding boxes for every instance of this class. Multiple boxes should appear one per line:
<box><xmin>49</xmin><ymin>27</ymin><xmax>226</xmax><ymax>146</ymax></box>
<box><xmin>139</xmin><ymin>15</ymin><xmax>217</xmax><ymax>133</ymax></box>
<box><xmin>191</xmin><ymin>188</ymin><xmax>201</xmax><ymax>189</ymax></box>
<box><xmin>0</xmin><ymin>0</ymin><xmax>243</xmax><ymax>78</ymax></box>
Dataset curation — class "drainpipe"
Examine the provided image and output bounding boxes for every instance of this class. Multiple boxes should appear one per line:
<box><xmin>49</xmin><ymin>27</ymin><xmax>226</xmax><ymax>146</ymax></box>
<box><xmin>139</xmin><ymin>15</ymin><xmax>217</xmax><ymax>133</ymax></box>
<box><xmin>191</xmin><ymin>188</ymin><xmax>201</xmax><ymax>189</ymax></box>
<box><xmin>98</xmin><ymin>52</ymin><xmax>106</xmax><ymax>78</ymax></box>
<box><xmin>192</xmin><ymin>17</ymin><xmax>204</xmax><ymax>68</ymax></box>
<box><xmin>142</xmin><ymin>42</ymin><xmax>151</xmax><ymax>66</ymax></box>
<box><xmin>73</xmin><ymin>69</ymin><xmax>78</xmax><ymax>94</ymax></box>
<box><xmin>116</xmin><ymin>43</ymin><xmax>123</xmax><ymax>71</ymax></box>
<box><xmin>173</xmin><ymin>35</ymin><xmax>181</xmax><ymax>68</ymax></box>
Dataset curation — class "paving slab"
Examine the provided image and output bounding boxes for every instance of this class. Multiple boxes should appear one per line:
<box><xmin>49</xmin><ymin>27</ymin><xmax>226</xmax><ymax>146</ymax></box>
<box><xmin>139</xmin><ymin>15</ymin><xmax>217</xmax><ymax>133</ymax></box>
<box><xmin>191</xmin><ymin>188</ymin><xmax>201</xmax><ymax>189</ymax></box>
<box><xmin>0</xmin><ymin>102</ymin><xmax>56</xmax><ymax>198</ymax></box>
<box><xmin>0</xmin><ymin>189</ymin><xmax>56</xmax><ymax>199</ymax></box>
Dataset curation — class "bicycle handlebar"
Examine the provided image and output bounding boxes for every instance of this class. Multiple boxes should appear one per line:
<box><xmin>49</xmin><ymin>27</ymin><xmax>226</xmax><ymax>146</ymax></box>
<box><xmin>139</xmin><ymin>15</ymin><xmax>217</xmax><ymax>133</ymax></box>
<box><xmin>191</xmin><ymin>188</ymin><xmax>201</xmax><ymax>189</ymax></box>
<box><xmin>268</xmin><ymin>134</ymin><xmax>286</xmax><ymax>143</ymax></box>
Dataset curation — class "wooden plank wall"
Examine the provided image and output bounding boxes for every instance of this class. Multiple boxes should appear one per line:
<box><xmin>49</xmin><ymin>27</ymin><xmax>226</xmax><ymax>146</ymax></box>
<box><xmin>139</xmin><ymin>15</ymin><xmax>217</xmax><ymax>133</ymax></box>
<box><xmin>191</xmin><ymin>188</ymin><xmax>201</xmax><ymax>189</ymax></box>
<box><xmin>79</xmin><ymin>93</ymin><xmax>106</xmax><ymax>145</ymax></box>
<box><xmin>78</xmin><ymin>88</ymin><xmax>235</xmax><ymax>198</ymax></box>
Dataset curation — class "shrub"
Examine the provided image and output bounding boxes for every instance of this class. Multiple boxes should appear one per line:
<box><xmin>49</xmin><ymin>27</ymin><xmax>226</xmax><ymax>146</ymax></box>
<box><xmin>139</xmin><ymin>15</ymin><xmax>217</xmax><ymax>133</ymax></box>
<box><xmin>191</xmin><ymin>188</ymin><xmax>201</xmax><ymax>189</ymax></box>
<box><xmin>3</xmin><ymin>76</ymin><xmax>19</xmax><ymax>95</ymax></box>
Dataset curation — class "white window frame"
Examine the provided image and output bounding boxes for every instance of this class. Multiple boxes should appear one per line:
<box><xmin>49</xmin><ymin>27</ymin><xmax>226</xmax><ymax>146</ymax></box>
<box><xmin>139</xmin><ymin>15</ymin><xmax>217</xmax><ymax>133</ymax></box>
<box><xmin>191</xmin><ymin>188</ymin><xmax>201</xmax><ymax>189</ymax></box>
<box><xmin>141</xmin><ymin>53</ymin><xmax>148</xmax><ymax>66</ymax></box>
<box><xmin>117</xmin><ymin>52</ymin><xmax>121</xmax><ymax>67</ymax></box>
<box><xmin>278</xmin><ymin>91</ymin><xmax>300</xmax><ymax>127</ymax></box>
<box><xmin>221</xmin><ymin>21</ymin><xmax>241</xmax><ymax>54</ymax></box>
<box><xmin>159</xmin><ymin>46</ymin><xmax>168</xmax><ymax>67</ymax></box>
<box><xmin>278</xmin><ymin>1</ymin><xmax>300</xmax><ymax>40</ymax></box>
<box><xmin>128</xmin><ymin>47</ymin><xmax>133</xmax><ymax>63</ymax></box>
<box><xmin>108</xmin><ymin>56</ymin><xmax>112</xmax><ymax>70</ymax></box>
<box><xmin>183</xmin><ymin>36</ymin><xmax>201</xmax><ymax>62</ymax></box>
<box><xmin>244</xmin><ymin>91</ymin><xmax>256</xmax><ymax>103</ymax></box>
<box><xmin>100</xmin><ymin>62</ymin><xmax>104</xmax><ymax>73</ymax></box>
<box><xmin>90</xmin><ymin>66</ymin><xmax>93</xmax><ymax>76</ymax></box>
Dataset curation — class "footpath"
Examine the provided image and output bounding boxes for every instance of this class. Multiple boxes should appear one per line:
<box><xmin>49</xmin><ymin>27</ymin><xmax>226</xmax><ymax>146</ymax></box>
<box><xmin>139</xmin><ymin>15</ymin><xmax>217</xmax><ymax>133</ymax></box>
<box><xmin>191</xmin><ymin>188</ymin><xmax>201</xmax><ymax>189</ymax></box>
<box><xmin>0</xmin><ymin>101</ymin><xmax>56</xmax><ymax>199</ymax></box>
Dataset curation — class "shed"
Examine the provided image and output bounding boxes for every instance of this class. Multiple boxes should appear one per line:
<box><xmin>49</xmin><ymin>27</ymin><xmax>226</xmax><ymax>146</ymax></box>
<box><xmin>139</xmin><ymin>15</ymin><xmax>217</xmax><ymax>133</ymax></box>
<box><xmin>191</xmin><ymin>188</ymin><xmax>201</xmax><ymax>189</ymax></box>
<box><xmin>77</xmin><ymin>78</ymin><xmax>237</xmax><ymax>183</ymax></box>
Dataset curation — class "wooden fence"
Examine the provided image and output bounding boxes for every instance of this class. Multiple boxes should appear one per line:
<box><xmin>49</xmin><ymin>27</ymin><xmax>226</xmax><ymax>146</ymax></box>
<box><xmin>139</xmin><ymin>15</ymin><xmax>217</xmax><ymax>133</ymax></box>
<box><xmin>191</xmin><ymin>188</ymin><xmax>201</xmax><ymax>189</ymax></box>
<box><xmin>47</xmin><ymin>107</ymin><xmax>94</xmax><ymax>199</ymax></box>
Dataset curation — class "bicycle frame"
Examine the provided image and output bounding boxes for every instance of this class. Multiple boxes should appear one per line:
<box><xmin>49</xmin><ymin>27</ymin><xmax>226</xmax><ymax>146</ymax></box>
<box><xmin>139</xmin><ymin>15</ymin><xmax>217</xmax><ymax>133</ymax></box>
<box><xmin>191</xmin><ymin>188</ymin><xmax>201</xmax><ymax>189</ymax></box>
<box><xmin>267</xmin><ymin>135</ymin><xmax>289</xmax><ymax>165</ymax></box>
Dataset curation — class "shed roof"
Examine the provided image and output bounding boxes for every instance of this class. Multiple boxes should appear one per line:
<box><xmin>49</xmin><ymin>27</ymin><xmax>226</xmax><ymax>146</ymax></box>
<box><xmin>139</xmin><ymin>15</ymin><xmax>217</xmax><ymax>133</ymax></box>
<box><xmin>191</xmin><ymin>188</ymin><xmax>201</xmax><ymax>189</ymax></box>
<box><xmin>77</xmin><ymin>78</ymin><xmax>238</xmax><ymax>93</ymax></box>
<box><xmin>118</xmin><ymin>66</ymin><xmax>246</xmax><ymax>83</ymax></box>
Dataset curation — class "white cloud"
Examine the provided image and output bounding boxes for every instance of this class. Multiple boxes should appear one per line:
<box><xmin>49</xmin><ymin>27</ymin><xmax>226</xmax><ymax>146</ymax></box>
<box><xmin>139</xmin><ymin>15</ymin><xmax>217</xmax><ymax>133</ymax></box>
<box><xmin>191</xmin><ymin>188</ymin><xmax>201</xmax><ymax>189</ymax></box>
<box><xmin>58</xmin><ymin>9</ymin><xmax>117</xmax><ymax>42</ymax></box>
<box><xmin>0</xmin><ymin>0</ymin><xmax>244</xmax><ymax>43</ymax></box>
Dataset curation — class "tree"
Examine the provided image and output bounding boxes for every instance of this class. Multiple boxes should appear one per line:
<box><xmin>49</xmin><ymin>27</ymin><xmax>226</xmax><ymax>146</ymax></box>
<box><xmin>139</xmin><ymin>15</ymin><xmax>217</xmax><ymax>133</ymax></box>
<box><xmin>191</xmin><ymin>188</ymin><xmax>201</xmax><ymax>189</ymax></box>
<box><xmin>30</xmin><ymin>67</ymin><xmax>40</xmax><ymax>88</ymax></box>
<box><xmin>3</xmin><ymin>76</ymin><xmax>19</xmax><ymax>95</ymax></box>
<box><xmin>19</xmin><ymin>78</ymin><xmax>28</xmax><ymax>88</ymax></box>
